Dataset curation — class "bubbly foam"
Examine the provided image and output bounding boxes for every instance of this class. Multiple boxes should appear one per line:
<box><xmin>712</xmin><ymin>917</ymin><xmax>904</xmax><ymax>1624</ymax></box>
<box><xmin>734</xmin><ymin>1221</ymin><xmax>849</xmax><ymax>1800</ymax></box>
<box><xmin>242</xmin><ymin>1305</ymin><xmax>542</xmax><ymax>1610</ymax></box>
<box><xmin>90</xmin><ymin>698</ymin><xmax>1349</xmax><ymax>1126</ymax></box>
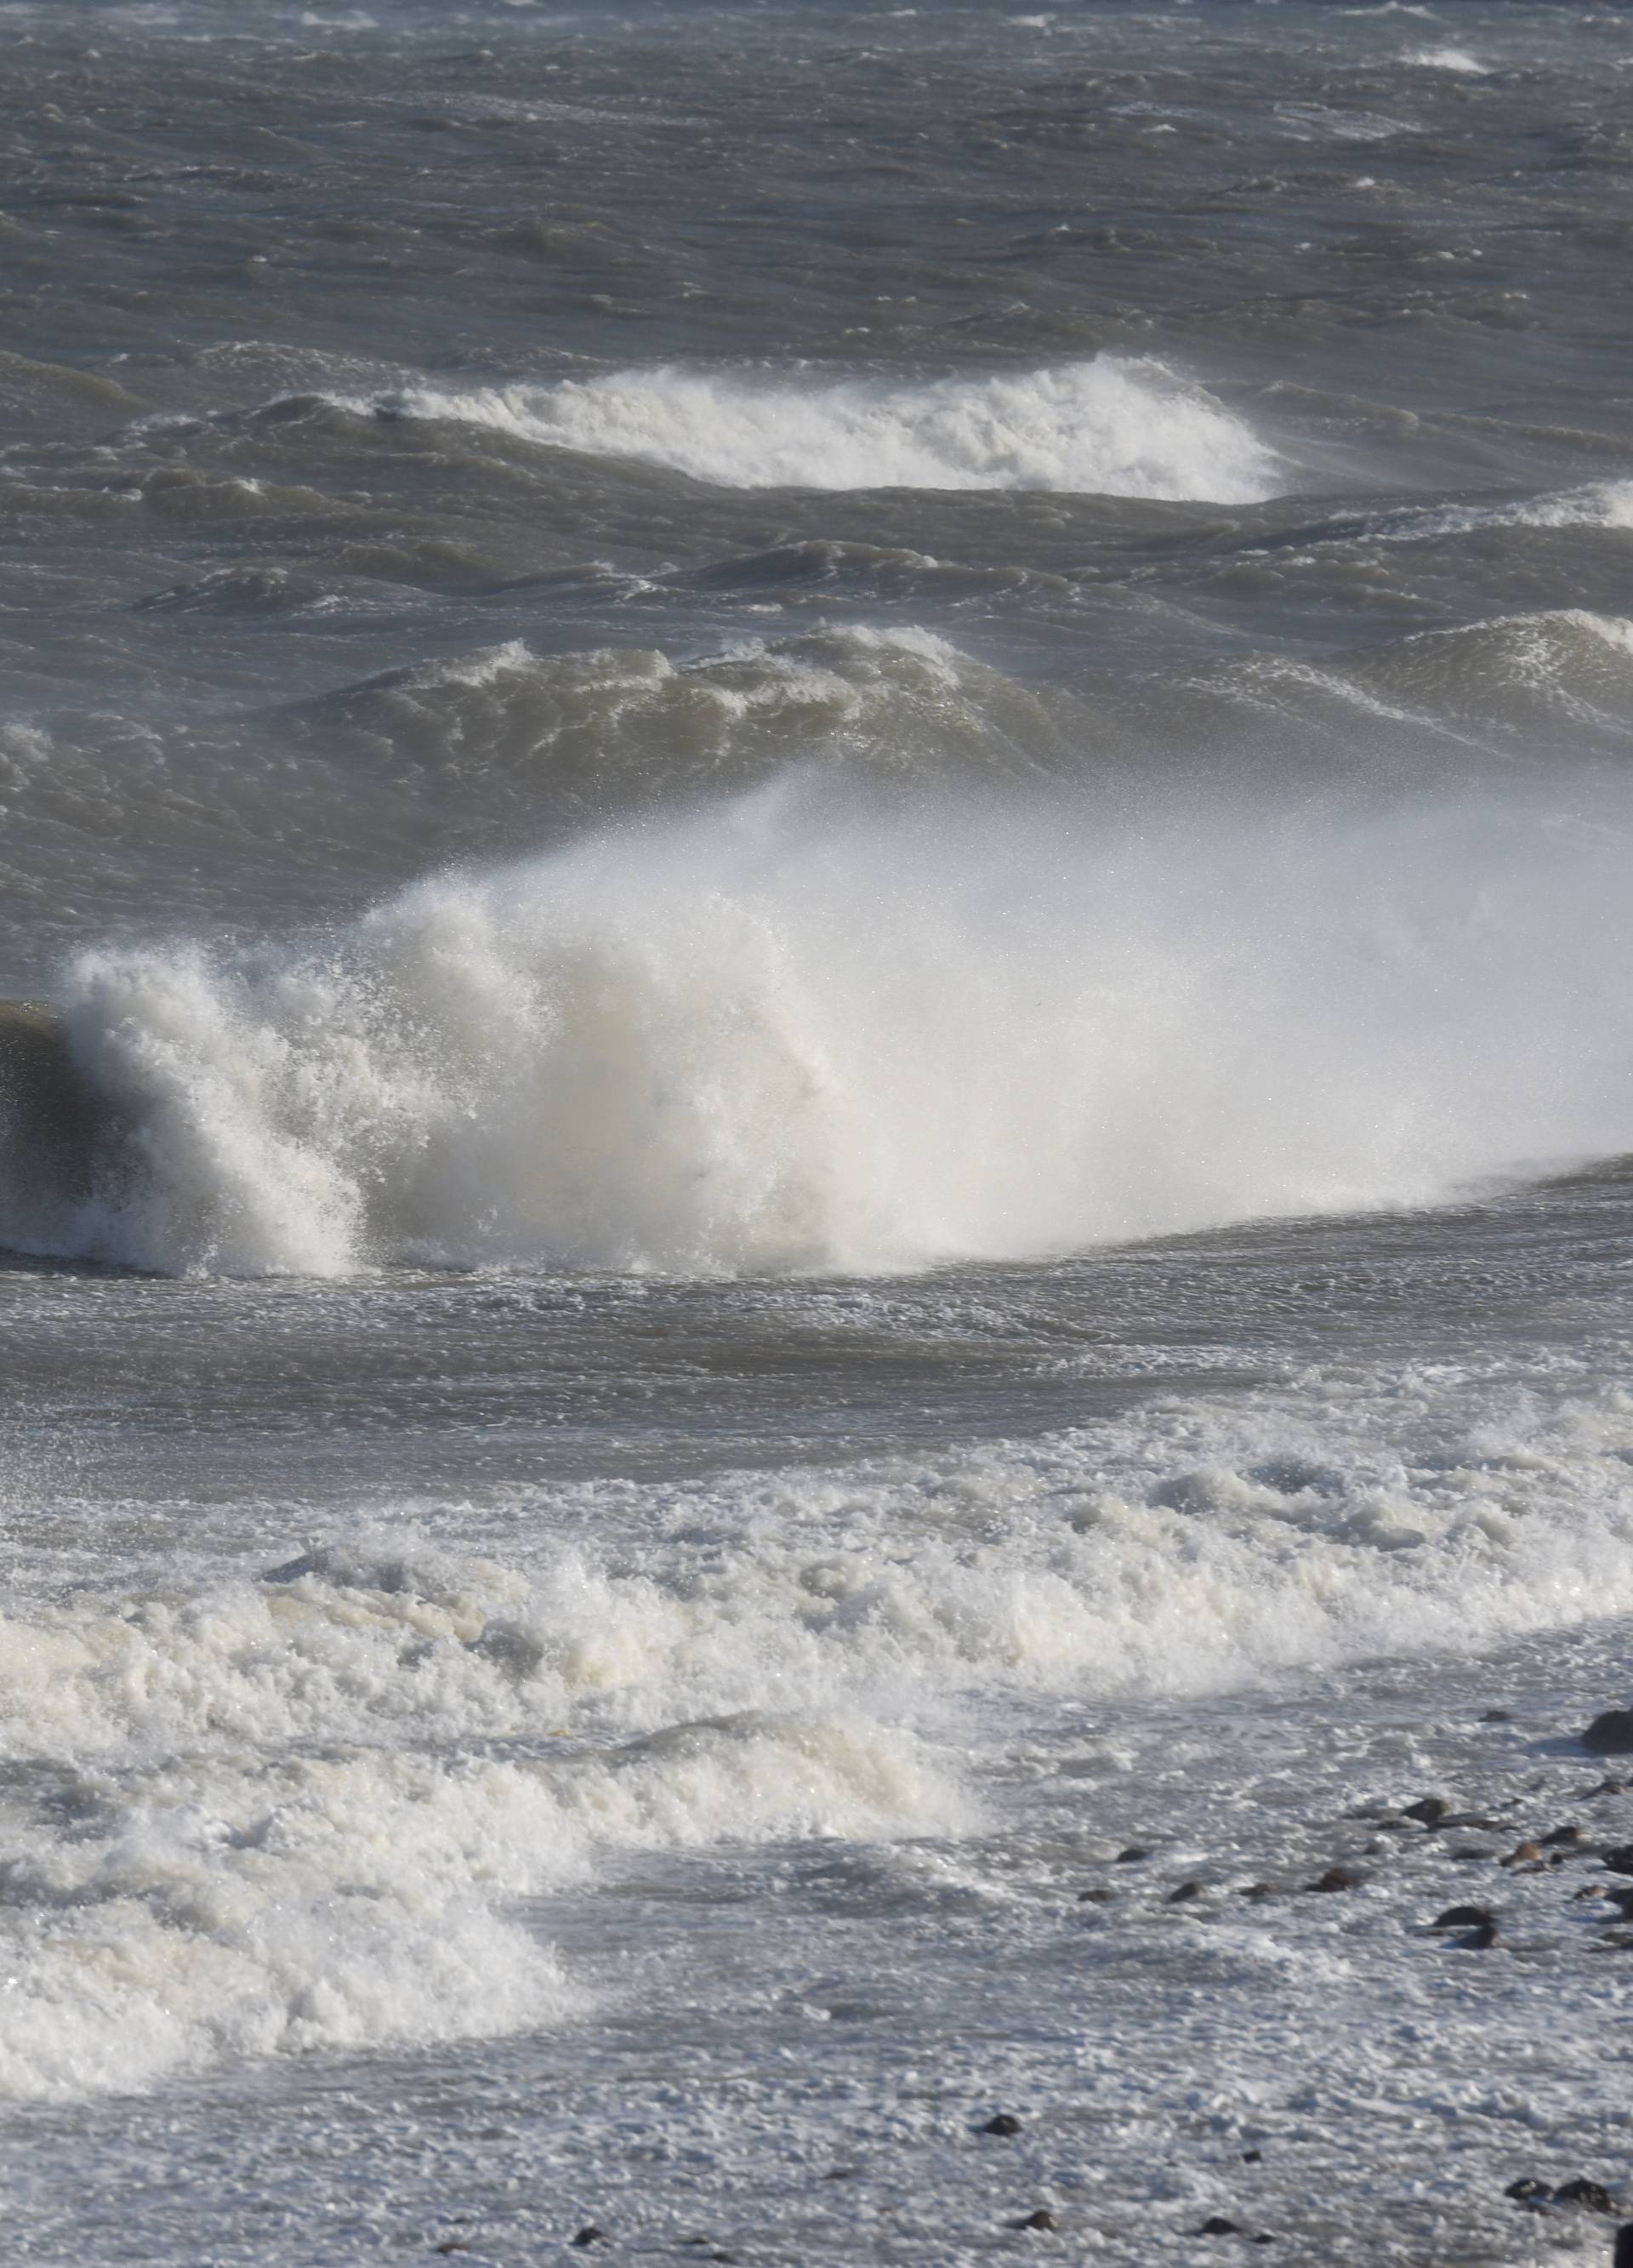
<box><xmin>360</xmin><ymin>358</ymin><xmax>1284</xmax><ymax>501</ymax></box>
<box><xmin>3</xmin><ymin>1354</ymin><xmax>1630</xmax><ymax>2100</ymax></box>
<box><xmin>0</xmin><ymin>1532</ymin><xmax>955</xmax><ymax>2100</ymax></box>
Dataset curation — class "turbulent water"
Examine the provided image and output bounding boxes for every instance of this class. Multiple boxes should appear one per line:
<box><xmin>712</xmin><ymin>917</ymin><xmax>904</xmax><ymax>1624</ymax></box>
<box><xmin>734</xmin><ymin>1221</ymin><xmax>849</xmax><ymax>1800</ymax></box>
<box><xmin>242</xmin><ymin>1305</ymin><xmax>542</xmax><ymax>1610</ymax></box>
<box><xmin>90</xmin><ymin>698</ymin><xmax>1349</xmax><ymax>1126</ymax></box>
<box><xmin>4</xmin><ymin>2</ymin><xmax>1633</xmax><ymax>2261</ymax></box>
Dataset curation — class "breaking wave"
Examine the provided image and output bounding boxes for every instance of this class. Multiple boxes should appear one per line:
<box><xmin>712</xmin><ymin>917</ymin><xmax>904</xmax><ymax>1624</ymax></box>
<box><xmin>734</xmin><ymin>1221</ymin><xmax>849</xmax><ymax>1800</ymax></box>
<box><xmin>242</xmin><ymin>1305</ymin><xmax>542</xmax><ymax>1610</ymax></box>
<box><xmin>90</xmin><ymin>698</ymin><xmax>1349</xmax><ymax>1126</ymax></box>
<box><xmin>15</xmin><ymin>738</ymin><xmax>1633</xmax><ymax>1276</ymax></box>
<box><xmin>356</xmin><ymin>356</ymin><xmax>1286</xmax><ymax>501</ymax></box>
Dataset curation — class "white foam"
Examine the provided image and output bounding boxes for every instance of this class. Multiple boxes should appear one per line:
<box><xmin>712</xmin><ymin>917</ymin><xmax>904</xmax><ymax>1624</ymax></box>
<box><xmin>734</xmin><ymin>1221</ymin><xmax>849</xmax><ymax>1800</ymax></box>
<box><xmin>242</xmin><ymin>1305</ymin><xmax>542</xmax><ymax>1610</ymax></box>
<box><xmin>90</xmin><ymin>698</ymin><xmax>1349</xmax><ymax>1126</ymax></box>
<box><xmin>362</xmin><ymin>358</ymin><xmax>1285</xmax><ymax>502</ymax></box>
<box><xmin>3</xmin><ymin>1353</ymin><xmax>1630</xmax><ymax>2102</ymax></box>
<box><xmin>0</xmin><ymin>1541</ymin><xmax>955</xmax><ymax>2100</ymax></box>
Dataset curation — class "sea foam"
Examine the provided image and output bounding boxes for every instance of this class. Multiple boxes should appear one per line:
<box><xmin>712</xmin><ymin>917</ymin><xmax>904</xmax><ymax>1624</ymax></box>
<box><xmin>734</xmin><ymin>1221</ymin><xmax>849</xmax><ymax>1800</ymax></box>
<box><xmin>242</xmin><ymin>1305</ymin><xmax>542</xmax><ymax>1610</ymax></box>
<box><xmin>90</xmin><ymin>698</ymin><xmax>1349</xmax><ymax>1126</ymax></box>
<box><xmin>3</xmin><ymin>1357</ymin><xmax>1630</xmax><ymax>2100</ymax></box>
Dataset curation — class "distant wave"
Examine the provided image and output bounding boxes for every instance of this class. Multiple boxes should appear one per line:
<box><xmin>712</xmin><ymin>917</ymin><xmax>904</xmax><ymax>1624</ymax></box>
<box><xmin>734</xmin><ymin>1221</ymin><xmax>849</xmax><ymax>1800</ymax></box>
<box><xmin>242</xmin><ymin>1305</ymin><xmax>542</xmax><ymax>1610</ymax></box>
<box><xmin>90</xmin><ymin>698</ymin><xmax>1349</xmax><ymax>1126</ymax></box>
<box><xmin>349</xmin><ymin>357</ymin><xmax>1287</xmax><ymax>502</ymax></box>
<box><xmin>1372</xmin><ymin>479</ymin><xmax>1633</xmax><ymax>540</ymax></box>
<box><xmin>1401</xmin><ymin>43</ymin><xmax>1489</xmax><ymax>71</ymax></box>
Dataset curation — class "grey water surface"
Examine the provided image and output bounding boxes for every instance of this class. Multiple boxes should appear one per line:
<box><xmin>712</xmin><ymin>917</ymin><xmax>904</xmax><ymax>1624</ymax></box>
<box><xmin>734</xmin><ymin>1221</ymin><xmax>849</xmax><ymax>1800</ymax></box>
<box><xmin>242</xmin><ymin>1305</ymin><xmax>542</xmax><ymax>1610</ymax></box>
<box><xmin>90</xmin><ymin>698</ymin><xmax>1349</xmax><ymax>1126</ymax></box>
<box><xmin>3</xmin><ymin>3</ymin><xmax>1633</xmax><ymax>2260</ymax></box>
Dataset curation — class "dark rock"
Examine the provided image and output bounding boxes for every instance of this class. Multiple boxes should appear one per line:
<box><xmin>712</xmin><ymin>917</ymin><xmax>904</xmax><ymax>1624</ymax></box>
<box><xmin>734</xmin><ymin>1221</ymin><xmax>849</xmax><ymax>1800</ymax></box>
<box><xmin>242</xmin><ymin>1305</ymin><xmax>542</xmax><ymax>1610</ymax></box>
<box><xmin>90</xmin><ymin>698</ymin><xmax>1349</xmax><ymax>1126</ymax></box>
<box><xmin>1505</xmin><ymin>2178</ymin><xmax>1552</xmax><ymax>2202</ymax></box>
<box><xmin>1251</xmin><ymin>2238</ymin><xmax>1275</xmax><ymax>2248</ymax></box>
<box><xmin>1607</xmin><ymin>1886</ymin><xmax>1633</xmax><ymax>1914</ymax></box>
<box><xmin>1077</xmin><ymin>1887</ymin><xmax>1118</xmax><ymax>1904</ymax></box>
<box><xmin>1238</xmin><ymin>1883</ymin><xmax>1276</xmax><ymax>1901</ymax></box>
<box><xmin>1604</xmin><ymin>1845</ymin><xmax>1633</xmax><ymax>1876</ymax></box>
<box><xmin>1616</xmin><ymin>2225</ymin><xmax>1633</xmax><ymax>2268</ymax></box>
<box><xmin>1431</xmin><ymin>1904</ymin><xmax>1496</xmax><ymax>1929</ymax></box>
<box><xmin>1115</xmin><ymin>1847</ymin><xmax>1151</xmax><ymax>1864</ymax></box>
<box><xmin>1457</xmin><ymin>1920</ymin><xmax>1500</xmax><ymax>1949</ymax></box>
<box><xmin>1011</xmin><ymin>2209</ymin><xmax>1058</xmax><ymax>2231</ymax></box>
<box><xmin>433</xmin><ymin>2248</ymin><xmax>470</xmax><ymax>2259</ymax></box>
<box><xmin>571</xmin><ymin>2231</ymin><xmax>606</xmax><ymax>2249</ymax></box>
<box><xmin>982</xmin><ymin>2114</ymin><xmax>1023</xmax><ymax>2137</ymax></box>
<box><xmin>1450</xmin><ymin>1847</ymin><xmax>1498</xmax><ymax>1863</ymax></box>
<box><xmin>1197</xmin><ymin>2217</ymin><xmax>1242</xmax><ymax>2236</ymax></box>
<box><xmin>1306</xmin><ymin>1866</ymin><xmax>1366</xmax><ymax>1893</ymax></box>
<box><xmin>1555</xmin><ymin>2178</ymin><xmax>1616</xmax><ymax>2213</ymax></box>
<box><xmin>1241</xmin><ymin>2149</ymin><xmax>1263</xmax><ymax>2163</ymax></box>
<box><xmin>1403</xmin><ymin>1796</ymin><xmax>1451</xmax><ymax>1825</ymax></box>
<box><xmin>1540</xmin><ymin>1824</ymin><xmax>1581</xmax><ymax>1847</ymax></box>
<box><xmin>1582</xmin><ymin>1710</ymin><xmax>1633</xmax><ymax>1756</ymax></box>
<box><xmin>1585</xmin><ymin>1779</ymin><xmax>1628</xmax><ymax>1798</ymax></box>
<box><xmin>1481</xmin><ymin>1708</ymin><xmax>1513</xmax><ymax>1723</ymax></box>
<box><xmin>1168</xmin><ymin>1881</ymin><xmax>1204</xmax><ymax>1904</ymax></box>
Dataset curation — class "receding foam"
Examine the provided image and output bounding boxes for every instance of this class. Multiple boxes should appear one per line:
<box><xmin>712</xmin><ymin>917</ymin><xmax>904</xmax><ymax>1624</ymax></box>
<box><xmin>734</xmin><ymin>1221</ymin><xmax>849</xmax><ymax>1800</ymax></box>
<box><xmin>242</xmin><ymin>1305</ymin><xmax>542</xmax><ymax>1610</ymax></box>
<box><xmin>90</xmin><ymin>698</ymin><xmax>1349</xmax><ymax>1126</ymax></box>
<box><xmin>2</xmin><ymin>1354</ymin><xmax>1630</xmax><ymax>2101</ymax></box>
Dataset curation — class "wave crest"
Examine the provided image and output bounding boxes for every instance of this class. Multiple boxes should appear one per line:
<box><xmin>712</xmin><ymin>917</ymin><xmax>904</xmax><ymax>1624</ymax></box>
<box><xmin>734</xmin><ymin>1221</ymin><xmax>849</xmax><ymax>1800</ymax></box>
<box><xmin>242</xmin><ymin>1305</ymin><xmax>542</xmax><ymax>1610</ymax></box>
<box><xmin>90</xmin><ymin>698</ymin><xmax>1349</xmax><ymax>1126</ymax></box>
<box><xmin>356</xmin><ymin>357</ymin><xmax>1285</xmax><ymax>501</ymax></box>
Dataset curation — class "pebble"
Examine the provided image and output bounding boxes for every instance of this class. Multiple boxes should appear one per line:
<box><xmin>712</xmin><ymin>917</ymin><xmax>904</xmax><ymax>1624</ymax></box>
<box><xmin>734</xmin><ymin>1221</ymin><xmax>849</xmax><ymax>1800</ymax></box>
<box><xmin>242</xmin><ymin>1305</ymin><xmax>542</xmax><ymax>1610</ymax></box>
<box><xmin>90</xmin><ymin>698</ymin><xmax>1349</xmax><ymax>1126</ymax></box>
<box><xmin>982</xmin><ymin>2114</ymin><xmax>1023</xmax><ymax>2137</ymax></box>
<box><xmin>1481</xmin><ymin>1707</ymin><xmax>1513</xmax><ymax>1724</ymax></box>
<box><xmin>1431</xmin><ymin>1903</ymin><xmax>1495</xmax><ymax>1929</ymax></box>
<box><xmin>1539</xmin><ymin>1824</ymin><xmax>1581</xmax><ymax>1847</ymax></box>
<box><xmin>1555</xmin><ymin>2178</ymin><xmax>1616</xmax><ymax>2213</ymax></box>
<box><xmin>1306</xmin><ymin>1866</ymin><xmax>1366</xmax><ymax>1893</ymax></box>
<box><xmin>1168</xmin><ymin>1880</ymin><xmax>1204</xmax><ymax>1904</ymax></box>
<box><xmin>1010</xmin><ymin>2209</ymin><xmax>1059</xmax><ymax>2231</ymax></box>
<box><xmin>1582</xmin><ymin>1709</ymin><xmax>1633</xmax><ymax>1756</ymax></box>
<box><xmin>1077</xmin><ymin>1887</ymin><xmax>1118</xmax><ymax>1904</ymax></box>
<box><xmin>571</xmin><ymin>2230</ymin><xmax>606</xmax><ymax>2249</ymax></box>
<box><xmin>1505</xmin><ymin>2178</ymin><xmax>1552</xmax><ymax>2202</ymax></box>
<box><xmin>1403</xmin><ymin>1796</ymin><xmax>1451</xmax><ymax>1825</ymax></box>
<box><xmin>1115</xmin><ymin>1847</ymin><xmax>1151</xmax><ymax>1864</ymax></box>
<box><xmin>1197</xmin><ymin>2217</ymin><xmax>1242</xmax><ymax>2236</ymax></box>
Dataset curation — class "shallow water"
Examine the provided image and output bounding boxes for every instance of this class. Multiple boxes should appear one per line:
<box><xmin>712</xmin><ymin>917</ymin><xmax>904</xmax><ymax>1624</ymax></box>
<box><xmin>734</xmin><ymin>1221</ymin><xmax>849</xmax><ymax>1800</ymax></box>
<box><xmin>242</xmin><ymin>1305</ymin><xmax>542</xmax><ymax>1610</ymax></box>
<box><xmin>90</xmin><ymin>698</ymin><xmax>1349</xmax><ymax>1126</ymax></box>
<box><xmin>3</xmin><ymin>0</ymin><xmax>1633</xmax><ymax>2258</ymax></box>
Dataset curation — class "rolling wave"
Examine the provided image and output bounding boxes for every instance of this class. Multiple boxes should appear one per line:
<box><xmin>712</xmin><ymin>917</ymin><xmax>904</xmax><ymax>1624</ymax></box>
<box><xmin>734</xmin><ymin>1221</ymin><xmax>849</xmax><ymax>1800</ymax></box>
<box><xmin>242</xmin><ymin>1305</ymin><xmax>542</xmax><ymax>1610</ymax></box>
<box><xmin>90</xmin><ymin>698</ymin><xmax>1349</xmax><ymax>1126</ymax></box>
<box><xmin>352</xmin><ymin>357</ymin><xmax>1286</xmax><ymax>501</ymax></box>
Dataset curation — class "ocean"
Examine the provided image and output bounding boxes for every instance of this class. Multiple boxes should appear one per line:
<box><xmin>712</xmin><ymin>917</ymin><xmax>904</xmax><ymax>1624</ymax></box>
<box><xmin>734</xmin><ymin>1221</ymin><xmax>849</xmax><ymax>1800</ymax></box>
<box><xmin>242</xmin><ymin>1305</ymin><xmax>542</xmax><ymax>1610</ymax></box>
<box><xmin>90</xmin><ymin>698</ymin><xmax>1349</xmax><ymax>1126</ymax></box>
<box><xmin>2</xmin><ymin>0</ymin><xmax>1633</xmax><ymax>2259</ymax></box>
